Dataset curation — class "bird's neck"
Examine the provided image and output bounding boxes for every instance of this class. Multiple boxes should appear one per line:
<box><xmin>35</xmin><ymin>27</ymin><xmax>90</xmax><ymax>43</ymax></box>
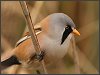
<box><xmin>42</xmin><ymin>28</ymin><xmax>64</xmax><ymax>40</ymax></box>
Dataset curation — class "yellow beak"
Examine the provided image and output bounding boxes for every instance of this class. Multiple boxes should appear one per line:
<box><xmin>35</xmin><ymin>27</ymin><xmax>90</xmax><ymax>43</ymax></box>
<box><xmin>72</xmin><ymin>29</ymin><xmax>80</xmax><ymax>36</ymax></box>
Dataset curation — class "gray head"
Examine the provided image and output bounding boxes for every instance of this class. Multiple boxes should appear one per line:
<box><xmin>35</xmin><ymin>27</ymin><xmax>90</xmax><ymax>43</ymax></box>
<box><xmin>49</xmin><ymin>13</ymin><xmax>76</xmax><ymax>28</ymax></box>
<box><xmin>41</xmin><ymin>13</ymin><xmax>80</xmax><ymax>44</ymax></box>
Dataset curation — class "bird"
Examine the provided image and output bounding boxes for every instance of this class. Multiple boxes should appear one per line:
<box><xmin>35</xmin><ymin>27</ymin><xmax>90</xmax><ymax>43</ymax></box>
<box><xmin>1</xmin><ymin>13</ymin><xmax>80</xmax><ymax>71</ymax></box>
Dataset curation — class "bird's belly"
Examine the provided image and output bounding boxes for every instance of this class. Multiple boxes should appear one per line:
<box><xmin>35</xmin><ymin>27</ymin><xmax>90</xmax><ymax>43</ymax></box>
<box><xmin>45</xmin><ymin>47</ymin><xmax>67</xmax><ymax>61</ymax></box>
<box><xmin>43</xmin><ymin>34</ymin><xmax>73</xmax><ymax>64</ymax></box>
<box><xmin>44</xmin><ymin>43</ymin><xmax>69</xmax><ymax>64</ymax></box>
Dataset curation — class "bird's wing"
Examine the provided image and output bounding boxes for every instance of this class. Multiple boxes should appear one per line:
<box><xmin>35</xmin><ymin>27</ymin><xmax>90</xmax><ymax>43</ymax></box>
<box><xmin>15</xmin><ymin>30</ymin><xmax>42</xmax><ymax>47</ymax></box>
<box><xmin>16</xmin><ymin>23</ymin><xmax>42</xmax><ymax>47</ymax></box>
<box><xmin>1</xmin><ymin>24</ymin><xmax>42</xmax><ymax>70</ymax></box>
<box><xmin>23</xmin><ymin>23</ymin><xmax>42</xmax><ymax>37</ymax></box>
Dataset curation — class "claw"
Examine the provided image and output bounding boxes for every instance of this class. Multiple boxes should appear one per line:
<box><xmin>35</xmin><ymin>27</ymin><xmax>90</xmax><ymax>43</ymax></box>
<box><xmin>36</xmin><ymin>51</ymin><xmax>45</xmax><ymax>61</ymax></box>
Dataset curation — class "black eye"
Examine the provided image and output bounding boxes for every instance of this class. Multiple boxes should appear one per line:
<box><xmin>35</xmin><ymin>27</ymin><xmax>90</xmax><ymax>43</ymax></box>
<box><xmin>65</xmin><ymin>26</ymin><xmax>69</xmax><ymax>29</ymax></box>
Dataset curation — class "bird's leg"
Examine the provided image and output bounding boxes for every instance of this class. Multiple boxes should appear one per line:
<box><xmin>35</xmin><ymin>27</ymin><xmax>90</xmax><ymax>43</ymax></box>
<box><xmin>35</xmin><ymin>50</ymin><xmax>45</xmax><ymax>62</ymax></box>
<box><xmin>27</xmin><ymin>51</ymin><xmax>45</xmax><ymax>64</ymax></box>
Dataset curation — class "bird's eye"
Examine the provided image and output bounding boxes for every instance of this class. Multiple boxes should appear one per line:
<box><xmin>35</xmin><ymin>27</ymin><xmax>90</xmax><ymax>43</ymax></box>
<box><xmin>65</xmin><ymin>26</ymin><xmax>69</xmax><ymax>29</ymax></box>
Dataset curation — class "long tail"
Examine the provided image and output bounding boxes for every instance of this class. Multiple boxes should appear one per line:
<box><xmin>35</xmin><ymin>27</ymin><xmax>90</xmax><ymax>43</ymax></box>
<box><xmin>1</xmin><ymin>48</ymin><xmax>21</xmax><ymax>70</ymax></box>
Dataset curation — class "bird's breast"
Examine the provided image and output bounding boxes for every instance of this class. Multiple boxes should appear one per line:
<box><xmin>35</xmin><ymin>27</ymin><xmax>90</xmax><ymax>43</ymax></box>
<box><xmin>41</xmin><ymin>33</ymin><xmax>73</xmax><ymax>63</ymax></box>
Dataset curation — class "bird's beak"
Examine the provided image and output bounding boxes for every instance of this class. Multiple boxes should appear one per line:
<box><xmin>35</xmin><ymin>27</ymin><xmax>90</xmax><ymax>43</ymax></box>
<box><xmin>72</xmin><ymin>29</ymin><xmax>80</xmax><ymax>36</ymax></box>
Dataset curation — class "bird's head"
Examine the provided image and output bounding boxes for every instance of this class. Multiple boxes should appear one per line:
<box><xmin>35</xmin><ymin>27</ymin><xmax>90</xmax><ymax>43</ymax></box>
<box><xmin>56</xmin><ymin>13</ymin><xmax>80</xmax><ymax>44</ymax></box>
<box><xmin>41</xmin><ymin>13</ymin><xmax>80</xmax><ymax>44</ymax></box>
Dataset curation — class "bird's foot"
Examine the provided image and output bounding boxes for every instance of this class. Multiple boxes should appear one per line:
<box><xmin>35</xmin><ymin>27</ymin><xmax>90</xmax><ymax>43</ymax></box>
<box><xmin>35</xmin><ymin>51</ymin><xmax>45</xmax><ymax>62</ymax></box>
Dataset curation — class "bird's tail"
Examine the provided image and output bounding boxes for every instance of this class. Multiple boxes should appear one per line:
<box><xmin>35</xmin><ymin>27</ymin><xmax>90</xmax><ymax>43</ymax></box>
<box><xmin>1</xmin><ymin>48</ymin><xmax>21</xmax><ymax>70</ymax></box>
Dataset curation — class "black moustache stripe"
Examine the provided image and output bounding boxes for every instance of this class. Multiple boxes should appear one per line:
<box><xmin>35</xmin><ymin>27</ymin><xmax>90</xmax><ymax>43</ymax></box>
<box><xmin>61</xmin><ymin>26</ymin><xmax>73</xmax><ymax>45</ymax></box>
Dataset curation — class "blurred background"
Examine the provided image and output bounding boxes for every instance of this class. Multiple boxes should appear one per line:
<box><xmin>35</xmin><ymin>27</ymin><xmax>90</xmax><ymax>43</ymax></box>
<box><xmin>1</xmin><ymin>1</ymin><xmax>99</xmax><ymax>74</ymax></box>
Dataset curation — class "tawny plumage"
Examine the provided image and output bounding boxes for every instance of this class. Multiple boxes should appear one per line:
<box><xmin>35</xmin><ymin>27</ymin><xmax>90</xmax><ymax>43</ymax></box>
<box><xmin>1</xmin><ymin>13</ymin><xmax>80</xmax><ymax>70</ymax></box>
